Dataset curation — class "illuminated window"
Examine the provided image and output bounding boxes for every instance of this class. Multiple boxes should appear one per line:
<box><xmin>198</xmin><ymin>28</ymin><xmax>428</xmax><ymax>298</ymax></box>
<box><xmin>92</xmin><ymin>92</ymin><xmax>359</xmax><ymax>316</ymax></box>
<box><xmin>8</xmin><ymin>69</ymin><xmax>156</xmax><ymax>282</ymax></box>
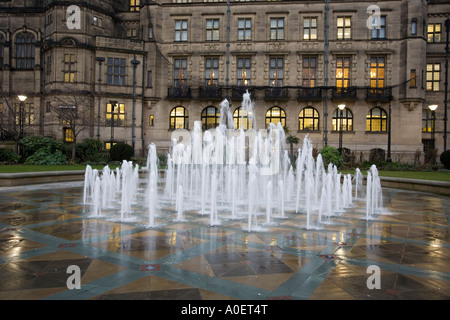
<box><xmin>201</xmin><ymin>106</ymin><xmax>220</xmax><ymax>130</ymax></box>
<box><xmin>422</xmin><ymin>109</ymin><xmax>434</xmax><ymax>132</ymax></box>
<box><xmin>427</xmin><ymin>23</ymin><xmax>441</xmax><ymax>43</ymax></box>
<box><xmin>303</xmin><ymin>17</ymin><xmax>317</xmax><ymax>41</ymax></box>
<box><xmin>410</xmin><ymin>69</ymin><xmax>416</xmax><ymax>88</ymax></box>
<box><xmin>366</xmin><ymin>107</ymin><xmax>387</xmax><ymax>132</ymax></box>
<box><xmin>332</xmin><ymin>108</ymin><xmax>353</xmax><ymax>131</ymax></box>
<box><xmin>426</xmin><ymin>63</ymin><xmax>440</xmax><ymax>91</ymax></box>
<box><xmin>149</xmin><ymin>115</ymin><xmax>154</xmax><ymax>126</ymax></box>
<box><xmin>370</xmin><ymin>57</ymin><xmax>385</xmax><ymax>89</ymax></box>
<box><xmin>205</xmin><ymin>57</ymin><xmax>219</xmax><ymax>86</ymax></box>
<box><xmin>336</xmin><ymin>56</ymin><xmax>350</xmax><ymax>89</ymax></box>
<box><xmin>237</xmin><ymin>57</ymin><xmax>251</xmax><ymax>86</ymax></box>
<box><xmin>106</xmin><ymin>102</ymin><xmax>125</xmax><ymax>126</ymax></box>
<box><xmin>337</xmin><ymin>17</ymin><xmax>351</xmax><ymax>40</ymax></box>
<box><xmin>265</xmin><ymin>106</ymin><xmax>286</xmax><ymax>128</ymax></box>
<box><xmin>269</xmin><ymin>57</ymin><xmax>284</xmax><ymax>87</ymax></box>
<box><xmin>130</xmin><ymin>0</ymin><xmax>140</xmax><ymax>12</ymax></box>
<box><xmin>64</xmin><ymin>128</ymin><xmax>74</xmax><ymax>143</ymax></box>
<box><xmin>174</xmin><ymin>58</ymin><xmax>187</xmax><ymax>88</ymax></box>
<box><xmin>233</xmin><ymin>107</ymin><xmax>253</xmax><ymax>130</ymax></box>
<box><xmin>299</xmin><ymin>107</ymin><xmax>319</xmax><ymax>131</ymax></box>
<box><xmin>302</xmin><ymin>57</ymin><xmax>317</xmax><ymax>88</ymax></box>
<box><xmin>170</xmin><ymin>106</ymin><xmax>189</xmax><ymax>130</ymax></box>
<box><xmin>63</xmin><ymin>54</ymin><xmax>76</xmax><ymax>83</ymax></box>
<box><xmin>15</xmin><ymin>103</ymin><xmax>34</xmax><ymax>126</ymax></box>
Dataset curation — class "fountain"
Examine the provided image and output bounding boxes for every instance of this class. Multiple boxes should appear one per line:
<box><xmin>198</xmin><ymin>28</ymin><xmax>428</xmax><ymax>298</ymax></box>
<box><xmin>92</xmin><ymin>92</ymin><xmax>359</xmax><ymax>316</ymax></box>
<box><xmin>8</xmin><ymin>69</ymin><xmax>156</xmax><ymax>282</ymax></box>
<box><xmin>82</xmin><ymin>91</ymin><xmax>384</xmax><ymax>231</ymax></box>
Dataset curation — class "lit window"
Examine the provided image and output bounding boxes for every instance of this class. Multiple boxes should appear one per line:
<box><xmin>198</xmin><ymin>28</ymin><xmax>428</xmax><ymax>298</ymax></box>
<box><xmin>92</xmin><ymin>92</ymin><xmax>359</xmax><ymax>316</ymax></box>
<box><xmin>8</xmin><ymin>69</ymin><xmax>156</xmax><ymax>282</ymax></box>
<box><xmin>366</xmin><ymin>107</ymin><xmax>387</xmax><ymax>132</ymax></box>
<box><xmin>303</xmin><ymin>17</ymin><xmax>317</xmax><ymax>41</ymax></box>
<box><xmin>337</xmin><ymin>17</ymin><xmax>351</xmax><ymax>40</ymax></box>
<box><xmin>299</xmin><ymin>107</ymin><xmax>319</xmax><ymax>131</ymax></box>
<box><xmin>265</xmin><ymin>106</ymin><xmax>286</xmax><ymax>128</ymax></box>
<box><xmin>233</xmin><ymin>107</ymin><xmax>253</xmax><ymax>130</ymax></box>
<box><xmin>170</xmin><ymin>106</ymin><xmax>189</xmax><ymax>130</ymax></box>
<box><xmin>332</xmin><ymin>108</ymin><xmax>353</xmax><ymax>131</ymax></box>
<box><xmin>106</xmin><ymin>102</ymin><xmax>125</xmax><ymax>127</ymax></box>
<box><xmin>201</xmin><ymin>106</ymin><xmax>220</xmax><ymax>130</ymax></box>
<box><xmin>427</xmin><ymin>23</ymin><xmax>441</xmax><ymax>43</ymax></box>
<box><xmin>130</xmin><ymin>0</ymin><xmax>140</xmax><ymax>12</ymax></box>
<box><xmin>426</xmin><ymin>63</ymin><xmax>440</xmax><ymax>91</ymax></box>
<box><xmin>63</xmin><ymin>54</ymin><xmax>76</xmax><ymax>83</ymax></box>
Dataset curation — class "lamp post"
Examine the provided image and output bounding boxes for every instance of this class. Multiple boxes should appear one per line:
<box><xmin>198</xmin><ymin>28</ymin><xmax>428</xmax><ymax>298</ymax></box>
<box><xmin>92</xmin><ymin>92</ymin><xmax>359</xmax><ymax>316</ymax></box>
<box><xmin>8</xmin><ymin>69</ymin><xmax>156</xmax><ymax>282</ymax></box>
<box><xmin>109</xmin><ymin>100</ymin><xmax>117</xmax><ymax>147</ymax></box>
<box><xmin>429</xmin><ymin>104</ymin><xmax>438</xmax><ymax>151</ymax></box>
<box><xmin>444</xmin><ymin>18</ymin><xmax>449</xmax><ymax>151</ymax></box>
<box><xmin>96</xmin><ymin>57</ymin><xmax>105</xmax><ymax>140</ymax></box>
<box><xmin>17</xmin><ymin>95</ymin><xmax>27</xmax><ymax>156</ymax></box>
<box><xmin>338</xmin><ymin>104</ymin><xmax>345</xmax><ymax>155</ymax></box>
<box><xmin>131</xmin><ymin>57</ymin><xmax>140</xmax><ymax>155</ymax></box>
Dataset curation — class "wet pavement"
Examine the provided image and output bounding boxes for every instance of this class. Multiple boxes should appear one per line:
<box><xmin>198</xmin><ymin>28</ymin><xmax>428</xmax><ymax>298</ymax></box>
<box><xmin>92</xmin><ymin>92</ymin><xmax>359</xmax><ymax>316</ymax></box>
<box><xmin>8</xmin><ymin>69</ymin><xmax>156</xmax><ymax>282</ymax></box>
<box><xmin>0</xmin><ymin>181</ymin><xmax>449</xmax><ymax>300</ymax></box>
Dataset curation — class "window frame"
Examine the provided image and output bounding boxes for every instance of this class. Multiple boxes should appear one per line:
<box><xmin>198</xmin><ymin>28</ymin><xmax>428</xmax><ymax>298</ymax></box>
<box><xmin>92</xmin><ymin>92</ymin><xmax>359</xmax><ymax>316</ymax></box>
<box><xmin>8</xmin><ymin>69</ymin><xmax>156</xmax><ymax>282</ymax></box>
<box><xmin>170</xmin><ymin>106</ymin><xmax>189</xmax><ymax>130</ymax></box>
<box><xmin>332</xmin><ymin>108</ymin><xmax>353</xmax><ymax>132</ymax></box>
<box><xmin>270</xmin><ymin>17</ymin><xmax>285</xmax><ymax>41</ymax></box>
<box><xmin>426</xmin><ymin>63</ymin><xmax>440</xmax><ymax>92</ymax></box>
<box><xmin>337</xmin><ymin>16</ymin><xmax>352</xmax><ymax>40</ymax></box>
<box><xmin>175</xmin><ymin>19</ymin><xmax>188</xmax><ymax>42</ymax></box>
<box><xmin>303</xmin><ymin>17</ymin><xmax>318</xmax><ymax>41</ymax></box>
<box><xmin>106</xmin><ymin>57</ymin><xmax>127</xmax><ymax>86</ymax></box>
<box><xmin>427</xmin><ymin>23</ymin><xmax>441</xmax><ymax>43</ymax></box>
<box><xmin>233</xmin><ymin>107</ymin><xmax>254</xmax><ymax>130</ymax></box>
<box><xmin>15</xmin><ymin>32</ymin><xmax>36</xmax><ymax>70</ymax></box>
<box><xmin>299</xmin><ymin>107</ymin><xmax>320</xmax><ymax>132</ymax></box>
<box><xmin>237</xmin><ymin>57</ymin><xmax>251</xmax><ymax>86</ymax></box>
<box><xmin>265</xmin><ymin>106</ymin><xmax>286</xmax><ymax>128</ymax></box>
<box><xmin>201</xmin><ymin>106</ymin><xmax>221</xmax><ymax>130</ymax></box>
<box><xmin>269</xmin><ymin>57</ymin><xmax>284</xmax><ymax>87</ymax></box>
<box><xmin>106</xmin><ymin>102</ymin><xmax>126</xmax><ymax>127</ymax></box>
<box><xmin>366</xmin><ymin>107</ymin><xmax>387</xmax><ymax>132</ymax></box>
<box><xmin>237</xmin><ymin>18</ymin><xmax>252</xmax><ymax>41</ymax></box>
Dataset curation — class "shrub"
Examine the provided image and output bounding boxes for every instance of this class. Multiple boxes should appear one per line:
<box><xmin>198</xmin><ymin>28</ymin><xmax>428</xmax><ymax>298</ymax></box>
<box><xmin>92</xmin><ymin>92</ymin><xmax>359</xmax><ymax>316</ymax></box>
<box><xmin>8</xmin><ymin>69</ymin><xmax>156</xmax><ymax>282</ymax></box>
<box><xmin>440</xmin><ymin>150</ymin><xmax>450</xmax><ymax>169</ymax></box>
<box><xmin>0</xmin><ymin>148</ymin><xmax>20</xmax><ymax>163</ymax></box>
<box><xmin>76</xmin><ymin>138</ymin><xmax>104</xmax><ymax>163</ymax></box>
<box><xmin>319</xmin><ymin>145</ymin><xmax>343</xmax><ymax>168</ymax></box>
<box><xmin>20</xmin><ymin>135</ymin><xmax>69</xmax><ymax>160</ymax></box>
<box><xmin>24</xmin><ymin>148</ymin><xmax>68</xmax><ymax>165</ymax></box>
<box><xmin>110</xmin><ymin>142</ymin><xmax>134</xmax><ymax>162</ymax></box>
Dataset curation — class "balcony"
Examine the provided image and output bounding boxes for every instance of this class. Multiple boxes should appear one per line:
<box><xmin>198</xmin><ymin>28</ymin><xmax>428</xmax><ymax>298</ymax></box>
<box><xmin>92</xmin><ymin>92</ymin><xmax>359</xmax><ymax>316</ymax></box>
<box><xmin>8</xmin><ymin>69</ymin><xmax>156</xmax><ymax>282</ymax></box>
<box><xmin>331</xmin><ymin>87</ymin><xmax>357</xmax><ymax>101</ymax></box>
<box><xmin>167</xmin><ymin>86</ymin><xmax>191</xmax><ymax>100</ymax></box>
<box><xmin>198</xmin><ymin>85</ymin><xmax>223</xmax><ymax>100</ymax></box>
<box><xmin>297</xmin><ymin>87</ymin><xmax>322</xmax><ymax>101</ymax></box>
<box><xmin>231</xmin><ymin>86</ymin><xmax>255</xmax><ymax>100</ymax></box>
<box><xmin>264</xmin><ymin>87</ymin><xmax>289</xmax><ymax>101</ymax></box>
<box><xmin>366</xmin><ymin>87</ymin><xmax>392</xmax><ymax>102</ymax></box>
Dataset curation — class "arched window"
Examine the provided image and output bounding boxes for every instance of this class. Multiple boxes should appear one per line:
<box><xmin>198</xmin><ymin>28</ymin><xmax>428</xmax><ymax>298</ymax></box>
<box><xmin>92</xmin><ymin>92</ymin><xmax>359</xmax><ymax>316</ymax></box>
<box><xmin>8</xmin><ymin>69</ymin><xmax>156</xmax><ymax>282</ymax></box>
<box><xmin>332</xmin><ymin>108</ymin><xmax>353</xmax><ymax>131</ymax></box>
<box><xmin>299</xmin><ymin>107</ymin><xmax>319</xmax><ymax>131</ymax></box>
<box><xmin>15</xmin><ymin>32</ymin><xmax>35</xmax><ymax>69</ymax></box>
<box><xmin>366</xmin><ymin>107</ymin><xmax>387</xmax><ymax>132</ymax></box>
<box><xmin>233</xmin><ymin>107</ymin><xmax>254</xmax><ymax>130</ymax></box>
<box><xmin>170</xmin><ymin>106</ymin><xmax>189</xmax><ymax>130</ymax></box>
<box><xmin>265</xmin><ymin>106</ymin><xmax>286</xmax><ymax>128</ymax></box>
<box><xmin>201</xmin><ymin>106</ymin><xmax>220</xmax><ymax>130</ymax></box>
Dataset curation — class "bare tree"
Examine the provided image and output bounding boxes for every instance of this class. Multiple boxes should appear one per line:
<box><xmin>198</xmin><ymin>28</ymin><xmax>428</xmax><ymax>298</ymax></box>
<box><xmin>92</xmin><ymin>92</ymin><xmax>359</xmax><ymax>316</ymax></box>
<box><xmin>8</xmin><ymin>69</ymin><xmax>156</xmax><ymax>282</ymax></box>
<box><xmin>51</xmin><ymin>90</ymin><xmax>96</xmax><ymax>162</ymax></box>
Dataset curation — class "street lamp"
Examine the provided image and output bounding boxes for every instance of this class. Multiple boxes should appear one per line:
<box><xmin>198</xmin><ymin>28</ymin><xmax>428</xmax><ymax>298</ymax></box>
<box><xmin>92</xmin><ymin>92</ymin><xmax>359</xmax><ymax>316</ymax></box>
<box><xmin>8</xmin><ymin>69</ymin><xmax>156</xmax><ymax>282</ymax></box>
<box><xmin>17</xmin><ymin>95</ymin><xmax>27</xmax><ymax>139</ymax></box>
<box><xmin>131</xmin><ymin>57</ymin><xmax>140</xmax><ymax>156</ymax></box>
<box><xmin>96</xmin><ymin>57</ymin><xmax>105</xmax><ymax>140</ymax></box>
<box><xmin>429</xmin><ymin>104</ymin><xmax>438</xmax><ymax>150</ymax></box>
<box><xmin>338</xmin><ymin>104</ymin><xmax>346</xmax><ymax>155</ymax></box>
<box><xmin>109</xmin><ymin>100</ymin><xmax>117</xmax><ymax>147</ymax></box>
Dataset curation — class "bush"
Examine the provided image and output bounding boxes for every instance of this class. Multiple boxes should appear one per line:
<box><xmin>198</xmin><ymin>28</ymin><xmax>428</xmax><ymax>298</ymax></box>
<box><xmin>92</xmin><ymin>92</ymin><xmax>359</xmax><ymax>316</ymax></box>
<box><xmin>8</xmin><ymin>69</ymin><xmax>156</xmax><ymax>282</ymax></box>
<box><xmin>110</xmin><ymin>142</ymin><xmax>134</xmax><ymax>162</ymax></box>
<box><xmin>440</xmin><ymin>150</ymin><xmax>450</xmax><ymax>169</ymax></box>
<box><xmin>76</xmin><ymin>138</ymin><xmax>104</xmax><ymax>163</ymax></box>
<box><xmin>0</xmin><ymin>148</ymin><xmax>20</xmax><ymax>163</ymax></box>
<box><xmin>20</xmin><ymin>135</ymin><xmax>69</xmax><ymax>160</ymax></box>
<box><xmin>24</xmin><ymin>148</ymin><xmax>68</xmax><ymax>165</ymax></box>
<box><xmin>319</xmin><ymin>145</ymin><xmax>343</xmax><ymax>168</ymax></box>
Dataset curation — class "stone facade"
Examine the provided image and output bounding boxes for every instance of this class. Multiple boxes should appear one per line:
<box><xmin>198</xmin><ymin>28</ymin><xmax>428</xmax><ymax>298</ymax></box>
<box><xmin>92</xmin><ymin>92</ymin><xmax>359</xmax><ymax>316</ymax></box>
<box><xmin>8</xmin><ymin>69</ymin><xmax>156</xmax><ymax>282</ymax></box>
<box><xmin>0</xmin><ymin>0</ymin><xmax>448</xmax><ymax>162</ymax></box>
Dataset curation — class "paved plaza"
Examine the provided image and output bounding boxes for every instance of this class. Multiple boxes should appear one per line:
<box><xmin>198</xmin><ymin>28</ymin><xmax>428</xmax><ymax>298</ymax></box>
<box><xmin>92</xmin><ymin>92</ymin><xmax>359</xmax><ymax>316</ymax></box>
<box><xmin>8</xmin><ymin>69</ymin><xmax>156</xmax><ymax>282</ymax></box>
<box><xmin>0</xmin><ymin>181</ymin><xmax>449</xmax><ymax>301</ymax></box>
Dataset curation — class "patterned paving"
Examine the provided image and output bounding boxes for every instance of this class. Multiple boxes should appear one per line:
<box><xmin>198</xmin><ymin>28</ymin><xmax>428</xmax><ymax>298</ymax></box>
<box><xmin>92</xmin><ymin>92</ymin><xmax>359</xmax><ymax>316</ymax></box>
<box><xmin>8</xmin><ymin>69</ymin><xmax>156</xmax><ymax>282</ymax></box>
<box><xmin>0</xmin><ymin>181</ymin><xmax>449</xmax><ymax>300</ymax></box>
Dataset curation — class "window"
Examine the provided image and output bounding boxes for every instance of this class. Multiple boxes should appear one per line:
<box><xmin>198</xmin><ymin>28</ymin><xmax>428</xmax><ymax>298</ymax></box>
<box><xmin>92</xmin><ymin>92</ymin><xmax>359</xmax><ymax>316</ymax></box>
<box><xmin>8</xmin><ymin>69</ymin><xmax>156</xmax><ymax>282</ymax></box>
<box><xmin>16</xmin><ymin>103</ymin><xmax>34</xmax><ymax>126</ymax></box>
<box><xmin>105</xmin><ymin>142</ymin><xmax>117</xmax><ymax>150</ymax></box>
<box><xmin>302</xmin><ymin>57</ymin><xmax>317</xmax><ymax>88</ymax></box>
<box><xmin>337</xmin><ymin>17</ymin><xmax>351</xmax><ymax>40</ymax></box>
<box><xmin>148</xmin><ymin>26</ymin><xmax>154</xmax><ymax>40</ymax></box>
<box><xmin>64</xmin><ymin>128</ymin><xmax>74</xmax><ymax>143</ymax></box>
<box><xmin>410</xmin><ymin>69</ymin><xmax>416</xmax><ymax>88</ymax></box>
<box><xmin>371</xmin><ymin>16</ymin><xmax>386</xmax><ymax>39</ymax></box>
<box><xmin>93</xmin><ymin>16</ymin><xmax>103</xmax><ymax>27</ymax></box>
<box><xmin>106</xmin><ymin>102</ymin><xmax>125</xmax><ymax>126</ymax></box>
<box><xmin>370</xmin><ymin>57</ymin><xmax>385</xmax><ymax>89</ymax></box>
<box><xmin>233</xmin><ymin>107</ymin><xmax>254</xmax><ymax>130</ymax></box>
<box><xmin>411</xmin><ymin>19</ymin><xmax>417</xmax><ymax>35</ymax></box>
<box><xmin>299</xmin><ymin>107</ymin><xmax>319</xmax><ymax>131</ymax></box>
<box><xmin>175</xmin><ymin>20</ymin><xmax>188</xmax><ymax>42</ymax></box>
<box><xmin>336</xmin><ymin>56</ymin><xmax>350</xmax><ymax>89</ymax></box>
<box><xmin>237</xmin><ymin>57</ymin><xmax>251</xmax><ymax>86</ymax></box>
<box><xmin>174</xmin><ymin>58</ymin><xmax>187</xmax><ymax>88</ymax></box>
<box><xmin>422</xmin><ymin>109</ymin><xmax>435</xmax><ymax>132</ymax></box>
<box><xmin>265</xmin><ymin>106</ymin><xmax>286</xmax><ymax>128</ymax></box>
<box><xmin>201</xmin><ymin>106</ymin><xmax>220</xmax><ymax>130</ymax></box>
<box><xmin>206</xmin><ymin>19</ymin><xmax>220</xmax><ymax>41</ymax></box>
<box><xmin>366</xmin><ymin>107</ymin><xmax>387</xmax><ymax>132</ymax></box>
<box><xmin>0</xmin><ymin>34</ymin><xmax>5</xmax><ymax>68</ymax></box>
<box><xmin>426</xmin><ymin>63</ymin><xmax>440</xmax><ymax>91</ymax></box>
<box><xmin>427</xmin><ymin>23</ymin><xmax>441</xmax><ymax>43</ymax></box>
<box><xmin>107</xmin><ymin>58</ymin><xmax>126</xmax><ymax>86</ymax></box>
<box><xmin>126</xmin><ymin>28</ymin><xmax>138</xmax><ymax>38</ymax></box>
<box><xmin>303</xmin><ymin>17</ymin><xmax>317</xmax><ymax>41</ymax></box>
<box><xmin>205</xmin><ymin>57</ymin><xmax>219</xmax><ymax>86</ymax></box>
<box><xmin>149</xmin><ymin>115</ymin><xmax>154</xmax><ymax>127</ymax></box>
<box><xmin>238</xmin><ymin>18</ymin><xmax>252</xmax><ymax>41</ymax></box>
<box><xmin>332</xmin><ymin>108</ymin><xmax>353</xmax><ymax>131</ymax></box>
<box><xmin>147</xmin><ymin>71</ymin><xmax>152</xmax><ymax>88</ymax></box>
<box><xmin>63</xmin><ymin>54</ymin><xmax>76</xmax><ymax>83</ymax></box>
<box><xmin>170</xmin><ymin>106</ymin><xmax>189</xmax><ymax>130</ymax></box>
<box><xmin>270</xmin><ymin>18</ymin><xmax>284</xmax><ymax>41</ymax></box>
<box><xmin>130</xmin><ymin>0</ymin><xmax>140</xmax><ymax>12</ymax></box>
<box><xmin>269</xmin><ymin>57</ymin><xmax>284</xmax><ymax>87</ymax></box>
<box><xmin>15</xmin><ymin>32</ymin><xmax>35</xmax><ymax>69</ymax></box>
<box><xmin>47</xmin><ymin>13</ymin><xmax>53</xmax><ymax>26</ymax></box>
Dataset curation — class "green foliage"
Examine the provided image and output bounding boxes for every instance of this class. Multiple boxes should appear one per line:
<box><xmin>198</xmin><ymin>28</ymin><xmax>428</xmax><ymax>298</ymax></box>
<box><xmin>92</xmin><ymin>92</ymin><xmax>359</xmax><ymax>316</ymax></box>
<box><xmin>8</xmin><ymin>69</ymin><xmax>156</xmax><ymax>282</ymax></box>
<box><xmin>110</xmin><ymin>142</ymin><xmax>134</xmax><ymax>162</ymax></box>
<box><xmin>319</xmin><ymin>145</ymin><xmax>343</xmax><ymax>168</ymax></box>
<box><xmin>20</xmin><ymin>135</ymin><xmax>69</xmax><ymax>160</ymax></box>
<box><xmin>440</xmin><ymin>150</ymin><xmax>450</xmax><ymax>170</ymax></box>
<box><xmin>75</xmin><ymin>138</ymin><xmax>106</xmax><ymax>164</ymax></box>
<box><xmin>24</xmin><ymin>148</ymin><xmax>68</xmax><ymax>165</ymax></box>
<box><xmin>0</xmin><ymin>148</ymin><xmax>20</xmax><ymax>163</ymax></box>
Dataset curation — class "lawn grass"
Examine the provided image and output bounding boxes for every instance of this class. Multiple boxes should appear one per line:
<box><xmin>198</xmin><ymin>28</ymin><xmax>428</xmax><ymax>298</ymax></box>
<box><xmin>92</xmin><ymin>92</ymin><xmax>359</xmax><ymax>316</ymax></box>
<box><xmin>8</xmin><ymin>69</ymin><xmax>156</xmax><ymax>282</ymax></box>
<box><xmin>342</xmin><ymin>169</ymin><xmax>450</xmax><ymax>182</ymax></box>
